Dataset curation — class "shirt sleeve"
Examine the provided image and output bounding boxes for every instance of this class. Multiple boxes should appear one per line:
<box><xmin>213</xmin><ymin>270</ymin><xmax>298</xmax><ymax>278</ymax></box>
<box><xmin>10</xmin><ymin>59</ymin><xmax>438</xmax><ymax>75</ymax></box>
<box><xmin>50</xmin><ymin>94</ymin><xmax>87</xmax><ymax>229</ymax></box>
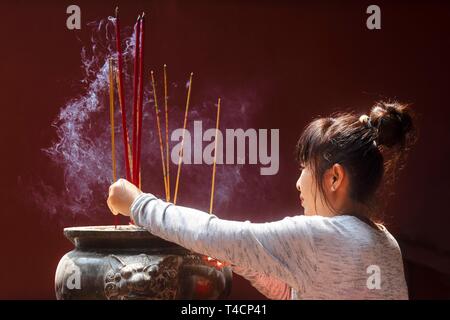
<box><xmin>130</xmin><ymin>193</ymin><xmax>319</xmax><ymax>293</ymax></box>
<box><xmin>232</xmin><ymin>265</ymin><xmax>291</xmax><ymax>300</ymax></box>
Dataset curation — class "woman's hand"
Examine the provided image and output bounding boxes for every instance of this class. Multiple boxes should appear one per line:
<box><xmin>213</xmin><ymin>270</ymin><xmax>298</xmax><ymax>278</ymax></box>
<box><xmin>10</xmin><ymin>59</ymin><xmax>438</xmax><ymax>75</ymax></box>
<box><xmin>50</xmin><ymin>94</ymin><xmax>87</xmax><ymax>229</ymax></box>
<box><xmin>107</xmin><ymin>178</ymin><xmax>143</xmax><ymax>216</ymax></box>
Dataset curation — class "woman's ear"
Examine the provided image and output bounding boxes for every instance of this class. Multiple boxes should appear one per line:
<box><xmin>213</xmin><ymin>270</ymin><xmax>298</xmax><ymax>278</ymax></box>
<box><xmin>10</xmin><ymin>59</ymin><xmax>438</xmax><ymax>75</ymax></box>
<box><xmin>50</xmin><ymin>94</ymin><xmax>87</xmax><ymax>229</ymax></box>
<box><xmin>328</xmin><ymin>163</ymin><xmax>345</xmax><ymax>191</ymax></box>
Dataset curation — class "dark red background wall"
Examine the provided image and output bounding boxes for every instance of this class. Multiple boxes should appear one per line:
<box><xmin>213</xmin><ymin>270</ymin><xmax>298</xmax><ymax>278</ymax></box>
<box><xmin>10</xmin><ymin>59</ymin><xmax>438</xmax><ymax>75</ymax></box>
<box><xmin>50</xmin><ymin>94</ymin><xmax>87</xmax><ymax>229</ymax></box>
<box><xmin>1</xmin><ymin>0</ymin><xmax>449</xmax><ymax>299</ymax></box>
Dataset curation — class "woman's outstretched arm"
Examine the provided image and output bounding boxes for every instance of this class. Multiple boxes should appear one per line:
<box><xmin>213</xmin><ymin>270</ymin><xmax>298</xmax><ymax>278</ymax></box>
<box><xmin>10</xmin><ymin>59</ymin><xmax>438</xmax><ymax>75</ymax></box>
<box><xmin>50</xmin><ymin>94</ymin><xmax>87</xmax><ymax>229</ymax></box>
<box><xmin>130</xmin><ymin>192</ymin><xmax>318</xmax><ymax>294</ymax></box>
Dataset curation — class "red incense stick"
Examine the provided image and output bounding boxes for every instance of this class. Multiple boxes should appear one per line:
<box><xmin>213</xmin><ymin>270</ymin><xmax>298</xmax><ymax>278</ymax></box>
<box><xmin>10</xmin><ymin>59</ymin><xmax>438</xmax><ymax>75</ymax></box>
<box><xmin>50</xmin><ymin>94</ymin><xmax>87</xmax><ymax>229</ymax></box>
<box><xmin>136</xmin><ymin>13</ymin><xmax>145</xmax><ymax>188</ymax></box>
<box><xmin>132</xmin><ymin>15</ymin><xmax>141</xmax><ymax>186</ymax></box>
<box><xmin>115</xmin><ymin>7</ymin><xmax>132</xmax><ymax>182</ymax></box>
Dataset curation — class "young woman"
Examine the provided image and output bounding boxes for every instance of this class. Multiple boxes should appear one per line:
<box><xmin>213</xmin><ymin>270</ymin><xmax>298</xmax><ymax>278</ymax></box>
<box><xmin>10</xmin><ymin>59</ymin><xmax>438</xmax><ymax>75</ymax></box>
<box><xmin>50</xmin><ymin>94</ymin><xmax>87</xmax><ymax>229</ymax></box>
<box><xmin>107</xmin><ymin>101</ymin><xmax>416</xmax><ymax>300</ymax></box>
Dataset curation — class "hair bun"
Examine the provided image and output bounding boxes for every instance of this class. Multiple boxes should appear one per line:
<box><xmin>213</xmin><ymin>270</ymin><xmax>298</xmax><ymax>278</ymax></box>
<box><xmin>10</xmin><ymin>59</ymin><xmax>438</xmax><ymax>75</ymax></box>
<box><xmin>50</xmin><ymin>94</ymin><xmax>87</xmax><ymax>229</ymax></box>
<box><xmin>369</xmin><ymin>102</ymin><xmax>415</xmax><ymax>148</ymax></box>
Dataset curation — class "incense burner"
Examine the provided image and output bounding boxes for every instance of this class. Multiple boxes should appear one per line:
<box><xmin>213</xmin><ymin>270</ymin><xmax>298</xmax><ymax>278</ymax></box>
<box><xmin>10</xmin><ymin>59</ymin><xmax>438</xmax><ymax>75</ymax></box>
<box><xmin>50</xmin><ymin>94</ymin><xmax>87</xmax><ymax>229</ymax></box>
<box><xmin>55</xmin><ymin>225</ymin><xmax>232</xmax><ymax>300</ymax></box>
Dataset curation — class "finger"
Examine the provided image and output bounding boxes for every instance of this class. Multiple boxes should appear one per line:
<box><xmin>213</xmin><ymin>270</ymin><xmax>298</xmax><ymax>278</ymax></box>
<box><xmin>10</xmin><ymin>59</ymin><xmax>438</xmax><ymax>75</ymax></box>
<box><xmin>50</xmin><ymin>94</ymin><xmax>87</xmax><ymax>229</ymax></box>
<box><xmin>119</xmin><ymin>178</ymin><xmax>127</xmax><ymax>190</ymax></box>
<box><xmin>109</xmin><ymin>181</ymin><xmax>119</xmax><ymax>196</ymax></box>
<box><xmin>106</xmin><ymin>197</ymin><xmax>114</xmax><ymax>214</ymax></box>
<box><xmin>107</xmin><ymin>197</ymin><xmax>119</xmax><ymax>216</ymax></box>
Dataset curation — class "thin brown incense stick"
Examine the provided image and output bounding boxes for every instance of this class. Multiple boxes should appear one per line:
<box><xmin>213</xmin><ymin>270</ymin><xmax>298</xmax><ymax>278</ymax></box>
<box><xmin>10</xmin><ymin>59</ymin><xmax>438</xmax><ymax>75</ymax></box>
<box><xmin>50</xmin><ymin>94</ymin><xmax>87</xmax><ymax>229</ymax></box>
<box><xmin>173</xmin><ymin>72</ymin><xmax>193</xmax><ymax>205</ymax></box>
<box><xmin>109</xmin><ymin>59</ymin><xmax>117</xmax><ymax>182</ymax></box>
<box><xmin>209</xmin><ymin>98</ymin><xmax>221</xmax><ymax>214</ymax></box>
<box><xmin>115</xmin><ymin>66</ymin><xmax>133</xmax><ymax>173</ymax></box>
<box><xmin>151</xmin><ymin>71</ymin><xmax>169</xmax><ymax>200</ymax></box>
<box><xmin>164</xmin><ymin>64</ymin><xmax>171</xmax><ymax>201</ymax></box>
<box><xmin>109</xmin><ymin>59</ymin><xmax>118</xmax><ymax>228</ymax></box>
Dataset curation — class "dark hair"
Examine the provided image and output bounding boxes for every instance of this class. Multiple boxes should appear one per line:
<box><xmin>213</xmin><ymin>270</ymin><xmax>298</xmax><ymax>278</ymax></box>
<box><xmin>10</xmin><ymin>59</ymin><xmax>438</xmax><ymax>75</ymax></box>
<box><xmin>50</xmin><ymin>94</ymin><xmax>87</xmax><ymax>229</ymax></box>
<box><xmin>295</xmin><ymin>101</ymin><xmax>417</xmax><ymax>222</ymax></box>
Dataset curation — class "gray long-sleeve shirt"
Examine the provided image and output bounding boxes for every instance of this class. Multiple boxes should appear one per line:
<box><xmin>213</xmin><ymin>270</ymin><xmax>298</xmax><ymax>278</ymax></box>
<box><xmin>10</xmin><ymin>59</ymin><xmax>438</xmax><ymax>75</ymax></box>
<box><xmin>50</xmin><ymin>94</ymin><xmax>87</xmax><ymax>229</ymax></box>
<box><xmin>131</xmin><ymin>193</ymin><xmax>408</xmax><ymax>300</ymax></box>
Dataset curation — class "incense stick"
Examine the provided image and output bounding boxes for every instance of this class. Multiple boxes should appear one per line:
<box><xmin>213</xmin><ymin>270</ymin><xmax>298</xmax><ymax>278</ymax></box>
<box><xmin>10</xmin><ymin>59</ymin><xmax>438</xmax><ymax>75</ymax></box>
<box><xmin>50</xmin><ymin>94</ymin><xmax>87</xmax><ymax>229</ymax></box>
<box><xmin>114</xmin><ymin>7</ymin><xmax>132</xmax><ymax>182</ymax></box>
<box><xmin>209</xmin><ymin>98</ymin><xmax>221</xmax><ymax>214</ymax></box>
<box><xmin>132</xmin><ymin>15</ymin><xmax>141</xmax><ymax>186</ymax></box>
<box><xmin>115</xmin><ymin>66</ymin><xmax>133</xmax><ymax>177</ymax></box>
<box><xmin>136</xmin><ymin>13</ymin><xmax>145</xmax><ymax>188</ymax></box>
<box><xmin>163</xmin><ymin>64</ymin><xmax>170</xmax><ymax>201</ymax></box>
<box><xmin>173</xmin><ymin>72</ymin><xmax>193</xmax><ymax>205</ymax></box>
<box><xmin>151</xmin><ymin>71</ymin><xmax>169</xmax><ymax>200</ymax></box>
<box><xmin>109</xmin><ymin>59</ymin><xmax>117</xmax><ymax>183</ymax></box>
<box><xmin>109</xmin><ymin>58</ymin><xmax>118</xmax><ymax>227</ymax></box>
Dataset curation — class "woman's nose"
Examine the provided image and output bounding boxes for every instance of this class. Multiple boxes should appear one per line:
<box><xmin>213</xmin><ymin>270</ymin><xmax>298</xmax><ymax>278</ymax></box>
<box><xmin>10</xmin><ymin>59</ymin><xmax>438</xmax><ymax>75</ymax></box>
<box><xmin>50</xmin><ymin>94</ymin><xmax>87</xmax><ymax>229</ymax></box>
<box><xmin>296</xmin><ymin>178</ymin><xmax>301</xmax><ymax>192</ymax></box>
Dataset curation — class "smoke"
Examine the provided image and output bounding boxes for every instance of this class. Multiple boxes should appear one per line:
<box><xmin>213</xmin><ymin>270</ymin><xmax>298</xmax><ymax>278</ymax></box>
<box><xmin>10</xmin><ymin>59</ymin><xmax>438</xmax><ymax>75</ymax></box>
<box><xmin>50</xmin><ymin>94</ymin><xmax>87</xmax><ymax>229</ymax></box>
<box><xmin>36</xmin><ymin>17</ymin><xmax>127</xmax><ymax>223</ymax></box>
<box><xmin>30</xmin><ymin>16</ymin><xmax>267</xmax><ymax>226</ymax></box>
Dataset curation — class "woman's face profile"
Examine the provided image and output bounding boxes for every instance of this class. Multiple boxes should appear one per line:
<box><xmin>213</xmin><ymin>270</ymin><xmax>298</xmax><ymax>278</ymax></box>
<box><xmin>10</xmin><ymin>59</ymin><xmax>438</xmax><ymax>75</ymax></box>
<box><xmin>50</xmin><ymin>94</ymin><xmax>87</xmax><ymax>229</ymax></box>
<box><xmin>296</xmin><ymin>165</ymin><xmax>316</xmax><ymax>216</ymax></box>
<box><xmin>296</xmin><ymin>164</ymin><xmax>330</xmax><ymax>216</ymax></box>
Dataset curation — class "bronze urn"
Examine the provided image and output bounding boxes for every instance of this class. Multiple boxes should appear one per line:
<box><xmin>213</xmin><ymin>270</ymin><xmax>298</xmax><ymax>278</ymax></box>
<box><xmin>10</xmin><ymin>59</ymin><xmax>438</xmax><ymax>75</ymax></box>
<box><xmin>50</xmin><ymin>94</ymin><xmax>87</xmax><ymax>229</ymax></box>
<box><xmin>55</xmin><ymin>225</ymin><xmax>233</xmax><ymax>299</ymax></box>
